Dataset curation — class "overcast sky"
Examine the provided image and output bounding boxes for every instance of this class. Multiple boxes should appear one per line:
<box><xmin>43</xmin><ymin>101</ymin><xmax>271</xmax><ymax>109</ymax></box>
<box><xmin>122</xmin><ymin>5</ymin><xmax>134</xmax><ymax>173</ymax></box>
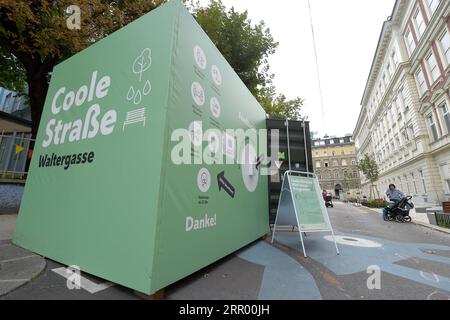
<box><xmin>197</xmin><ymin>0</ymin><xmax>395</xmax><ymax>137</ymax></box>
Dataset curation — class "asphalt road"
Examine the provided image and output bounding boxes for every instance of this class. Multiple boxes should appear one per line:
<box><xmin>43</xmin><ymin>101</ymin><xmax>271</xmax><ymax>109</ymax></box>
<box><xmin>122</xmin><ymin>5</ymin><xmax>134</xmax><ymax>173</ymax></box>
<box><xmin>1</xmin><ymin>202</ymin><xmax>450</xmax><ymax>300</ymax></box>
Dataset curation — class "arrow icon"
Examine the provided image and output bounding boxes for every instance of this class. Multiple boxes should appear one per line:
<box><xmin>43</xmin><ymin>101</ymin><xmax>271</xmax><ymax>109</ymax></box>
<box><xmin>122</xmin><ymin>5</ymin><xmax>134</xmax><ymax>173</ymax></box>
<box><xmin>217</xmin><ymin>171</ymin><xmax>235</xmax><ymax>198</ymax></box>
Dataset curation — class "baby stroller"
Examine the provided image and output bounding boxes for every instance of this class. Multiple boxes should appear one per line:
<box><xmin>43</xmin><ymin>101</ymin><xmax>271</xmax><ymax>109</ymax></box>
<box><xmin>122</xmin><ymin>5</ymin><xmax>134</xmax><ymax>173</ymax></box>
<box><xmin>324</xmin><ymin>194</ymin><xmax>334</xmax><ymax>208</ymax></box>
<box><xmin>384</xmin><ymin>196</ymin><xmax>414</xmax><ymax>223</ymax></box>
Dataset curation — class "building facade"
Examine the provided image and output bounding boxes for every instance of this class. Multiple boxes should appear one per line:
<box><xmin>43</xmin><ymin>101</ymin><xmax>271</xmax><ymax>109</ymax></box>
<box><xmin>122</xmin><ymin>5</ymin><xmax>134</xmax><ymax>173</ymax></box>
<box><xmin>354</xmin><ymin>0</ymin><xmax>450</xmax><ymax>206</ymax></box>
<box><xmin>312</xmin><ymin>135</ymin><xmax>361</xmax><ymax>197</ymax></box>
<box><xmin>0</xmin><ymin>87</ymin><xmax>32</xmax><ymax>177</ymax></box>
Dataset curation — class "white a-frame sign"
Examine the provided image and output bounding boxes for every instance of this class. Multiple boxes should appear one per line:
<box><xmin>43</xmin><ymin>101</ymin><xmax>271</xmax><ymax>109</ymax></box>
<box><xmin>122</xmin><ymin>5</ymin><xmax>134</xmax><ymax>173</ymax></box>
<box><xmin>272</xmin><ymin>171</ymin><xmax>339</xmax><ymax>257</ymax></box>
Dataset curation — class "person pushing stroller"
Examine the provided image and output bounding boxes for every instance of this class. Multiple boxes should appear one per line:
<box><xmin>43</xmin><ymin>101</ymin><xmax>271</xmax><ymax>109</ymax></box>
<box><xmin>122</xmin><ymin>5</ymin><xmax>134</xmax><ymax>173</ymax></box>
<box><xmin>382</xmin><ymin>184</ymin><xmax>404</xmax><ymax>220</ymax></box>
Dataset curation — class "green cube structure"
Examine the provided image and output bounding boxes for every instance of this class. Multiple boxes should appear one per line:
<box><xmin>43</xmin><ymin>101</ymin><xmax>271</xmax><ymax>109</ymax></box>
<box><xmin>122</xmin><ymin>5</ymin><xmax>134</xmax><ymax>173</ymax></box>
<box><xmin>13</xmin><ymin>0</ymin><xmax>269</xmax><ymax>294</ymax></box>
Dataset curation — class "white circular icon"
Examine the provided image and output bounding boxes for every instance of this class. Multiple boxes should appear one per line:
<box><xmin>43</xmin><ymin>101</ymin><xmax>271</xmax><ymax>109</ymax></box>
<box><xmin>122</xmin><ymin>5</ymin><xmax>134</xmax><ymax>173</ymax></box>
<box><xmin>211</xmin><ymin>65</ymin><xmax>222</xmax><ymax>86</ymax></box>
<box><xmin>197</xmin><ymin>168</ymin><xmax>211</xmax><ymax>193</ymax></box>
<box><xmin>207</xmin><ymin>131</ymin><xmax>220</xmax><ymax>153</ymax></box>
<box><xmin>323</xmin><ymin>235</ymin><xmax>382</xmax><ymax>248</ymax></box>
<box><xmin>193</xmin><ymin>45</ymin><xmax>207</xmax><ymax>70</ymax></box>
<box><xmin>188</xmin><ymin>121</ymin><xmax>203</xmax><ymax>147</ymax></box>
<box><xmin>191</xmin><ymin>82</ymin><xmax>205</xmax><ymax>106</ymax></box>
<box><xmin>210</xmin><ymin>97</ymin><xmax>221</xmax><ymax>119</ymax></box>
<box><xmin>240</xmin><ymin>143</ymin><xmax>259</xmax><ymax>192</ymax></box>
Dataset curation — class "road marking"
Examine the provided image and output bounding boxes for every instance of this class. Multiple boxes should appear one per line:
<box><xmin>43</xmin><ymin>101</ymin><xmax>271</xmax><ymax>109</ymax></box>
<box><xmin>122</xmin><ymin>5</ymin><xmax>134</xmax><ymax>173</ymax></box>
<box><xmin>427</xmin><ymin>290</ymin><xmax>450</xmax><ymax>300</ymax></box>
<box><xmin>0</xmin><ymin>279</ymin><xmax>29</xmax><ymax>282</ymax></box>
<box><xmin>0</xmin><ymin>255</ymin><xmax>37</xmax><ymax>263</ymax></box>
<box><xmin>420</xmin><ymin>271</ymin><xmax>440</xmax><ymax>283</ymax></box>
<box><xmin>324</xmin><ymin>235</ymin><xmax>382</xmax><ymax>248</ymax></box>
<box><xmin>52</xmin><ymin>267</ymin><xmax>115</xmax><ymax>294</ymax></box>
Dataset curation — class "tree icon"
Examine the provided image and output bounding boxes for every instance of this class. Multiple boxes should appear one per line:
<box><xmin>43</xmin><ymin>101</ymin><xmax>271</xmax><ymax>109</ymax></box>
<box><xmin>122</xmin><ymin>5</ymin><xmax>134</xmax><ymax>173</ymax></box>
<box><xmin>133</xmin><ymin>48</ymin><xmax>152</xmax><ymax>82</ymax></box>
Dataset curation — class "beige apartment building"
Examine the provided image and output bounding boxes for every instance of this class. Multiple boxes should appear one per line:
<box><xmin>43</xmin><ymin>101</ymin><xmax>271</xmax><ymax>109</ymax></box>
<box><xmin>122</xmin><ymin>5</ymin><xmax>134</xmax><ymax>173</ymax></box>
<box><xmin>354</xmin><ymin>0</ymin><xmax>450</xmax><ymax>206</ymax></box>
<box><xmin>312</xmin><ymin>135</ymin><xmax>361</xmax><ymax>198</ymax></box>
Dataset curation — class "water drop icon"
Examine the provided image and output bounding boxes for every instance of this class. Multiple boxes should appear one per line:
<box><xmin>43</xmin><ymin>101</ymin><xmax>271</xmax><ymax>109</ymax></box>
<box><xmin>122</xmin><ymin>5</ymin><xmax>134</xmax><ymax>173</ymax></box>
<box><xmin>127</xmin><ymin>86</ymin><xmax>135</xmax><ymax>101</ymax></box>
<box><xmin>134</xmin><ymin>89</ymin><xmax>142</xmax><ymax>105</ymax></box>
<box><xmin>143</xmin><ymin>80</ymin><xmax>151</xmax><ymax>96</ymax></box>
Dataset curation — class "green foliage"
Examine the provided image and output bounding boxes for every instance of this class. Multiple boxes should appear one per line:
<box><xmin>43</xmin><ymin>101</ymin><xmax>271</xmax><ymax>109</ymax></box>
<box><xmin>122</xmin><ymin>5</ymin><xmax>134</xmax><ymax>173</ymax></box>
<box><xmin>361</xmin><ymin>199</ymin><xmax>387</xmax><ymax>208</ymax></box>
<box><xmin>256</xmin><ymin>86</ymin><xmax>303</xmax><ymax>120</ymax></box>
<box><xmin>193</xmin><ymin>0</ymin><xmax>277</xmax><ymax>96</ymax></box>
<box><xmin>192</xmin><ymin>0</ymin><xmax>302</xmax><ymax>120</ymax></box>
<box><xmin>0</xmin><ymin>47</ymin><xmax>27</xmax><ymax>95</ymax></box>
<box><xmin>357</xmin><ymin>154</ymin><xmax>379</xmax><ymax>184</ymax></box>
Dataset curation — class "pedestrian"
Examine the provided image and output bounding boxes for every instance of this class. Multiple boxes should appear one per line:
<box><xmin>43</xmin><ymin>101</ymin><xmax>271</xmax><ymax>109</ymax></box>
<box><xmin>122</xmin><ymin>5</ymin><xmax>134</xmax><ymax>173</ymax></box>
<box><xmin>322</xmin><ymin>189</ymin><xmax>327</xmax><ymax>200</ymax></box>
<box><xmin>382</xmin><ymin>184</ymin><xmax>405</xmax><ymax>220</ymax></box>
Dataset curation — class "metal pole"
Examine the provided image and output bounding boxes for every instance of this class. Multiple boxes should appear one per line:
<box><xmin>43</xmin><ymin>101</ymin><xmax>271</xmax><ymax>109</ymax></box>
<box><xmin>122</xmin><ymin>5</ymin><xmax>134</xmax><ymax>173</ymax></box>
<box><xmin>303</xmin><ymin>121</ymin><xmax>309</xmax><ymax>173</ymax></box>
<box><xmin>286</xmin><ymin>120</ymin><xmax>291</xmax><ymax>171</ymax></box>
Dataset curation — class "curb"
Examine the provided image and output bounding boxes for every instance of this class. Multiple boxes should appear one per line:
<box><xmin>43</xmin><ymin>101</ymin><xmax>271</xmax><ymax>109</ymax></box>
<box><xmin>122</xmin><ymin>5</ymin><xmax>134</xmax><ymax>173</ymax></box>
<box><xmin>0</xmin><ymin>243</ymin><xmax>47</xmax><ymax>297</ymax></box>
<box><xmin>411</xmin><ymin>220</ymin><xmax>450</xmax><ymax>235</ymax></box>
<box><xmin>356</xmin><ymin>204</ymin><xmax>450</xmax><ymax>235</ymax></box>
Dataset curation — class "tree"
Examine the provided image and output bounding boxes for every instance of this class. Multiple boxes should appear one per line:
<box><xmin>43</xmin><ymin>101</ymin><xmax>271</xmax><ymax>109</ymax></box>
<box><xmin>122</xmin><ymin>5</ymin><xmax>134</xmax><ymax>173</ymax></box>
<box><xmin>192</xmin><ymin>0</ymin><xmax>277</xmax><ymax>97</ymax></box>
<box><xmin>256</xmin><ymin>86</ymin><xmax>303</xmax><ymax>120</ymax></box>
<box><xmin>357</xmin><ymin>154</ymin><xmax>380</xmax><ymax>199</ymax></box>
<box><xmin>193</xmin><ymin>1</ymin><xmax>303</xmax><ymax>120</ymax></box>
<box><xmin>0</xmin><ymin>0</ymin><xmax>166</xmax><ymax>137</ymax></box>
<box><xmin>0</xmin><ymin>47</ymin><xmax>27</xmax><ymax>95</ymax></box>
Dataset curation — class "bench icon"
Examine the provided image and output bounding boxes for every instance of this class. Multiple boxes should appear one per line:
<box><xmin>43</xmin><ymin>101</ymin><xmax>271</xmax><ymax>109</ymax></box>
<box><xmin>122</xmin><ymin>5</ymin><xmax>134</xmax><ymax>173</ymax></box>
<box><xmin>123</xmin><ymin>108</ymin><xmax>147</xmax><ymax>131</ymax></box>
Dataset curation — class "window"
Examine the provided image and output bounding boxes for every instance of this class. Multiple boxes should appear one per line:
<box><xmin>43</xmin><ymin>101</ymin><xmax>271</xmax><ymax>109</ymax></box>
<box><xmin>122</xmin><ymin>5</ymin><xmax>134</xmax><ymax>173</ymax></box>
<box><xmin>425</xmin><ymin>51</ymin><xmax>440</xmax><ymax>83</ymax></box>
<box><xmin>405</xmin><ymin>29</ymin><xmax>416</xmax><ymax>55</ymax></box>
<box><xmin>386</xmin><ymin>64</ymin><xmax>392</xmax><ymax>80</ymax></box>
<box><xmin>392</xmin><ymin>50</ymin><xmax>398</xmax><ymax>68</ymax></box>
<box><xmin>402</xmin><ymin>127</ymin><xmax>410</xmax><ymax>143</ymax></box>
<box><xmin>314</xmin><ymin>141</ymin><xmax>320</xmax><ymax>146</ymax></box>
<box><xmin>427</xmin><ymin>113</ymin><xmax>439</xmax><ymax>141</ymax></box>
<box><xmin>415</xmin><ymin>67</ymin><xmax>427</xmax><ymax>95</ymax></box>
<box><xmin>341</xmin><ymin>150</ymin><xmax>345</xmax><ymax>155</ymax></box>
<box><xmin>334</xmin><ymin>170</ymin><xmax>339</xmax><ymax>179</ymax></box>
<box><xmin>333</xmin><ymin>160</ymin><xmax>339</xmax><ymax>167</ymax></box>
<box><xmin>426</xmin><ymin>0</ymin><xmax>439</xmax><ymax>15</ymax></box>
<box><xmin>315</xmin><ymin>160</ymin><xmax>321</xmax><ymax>168</ymax></box>
<box><xmin>413</xmin><ymin>8</ymin><xmax>426</xmax><ymax>38</ymax></box>
<box><xmin>340</xmin><ymin>139</ymin><xmax>344</xmax><ymax>144</ymax></box>
<box><xmin>419</xmin><ymin>170</ymin><xmax>427</xmax><ymax>193</ymax></box>
<box><xmin>342</xmin><ymin>159</ymin><xmax>348</xmax><ymax>166</ymax></box>
<box><xmin>404</xmin><ymin>174</ymin><xmax>411</xmax><ymax>194</ymax></box>
<box><xmin>353</xmin><ymin>171</ymin><xmax>359</xmax><ymax>178</ymax></box>
<box><xmin>395</xmin><ymin>135</ymin><xmax>401</xmax><ymax>148</ymax></box>
<box><xmin>332</xmin><ymin>150</ymin><xmax>336</xmax><ymax>156</ymax></box>
<box><xmin>438</xmin><ymin>29</ymin><xmax>450</xmax><ymax>66</ymax></box>
<box><xmin>439</xmin><ymin>103</ymin><xmax>450</xmax><ymax>134</ymax></box>
<box><xmin>330</xmin><ymin>139</ymin><xmax>335</xmax><ymax>145</ymax></box>
<box><xmin>351</xmin><ymin>159</ymin><xmax>356</xmax><ymax>166</ymax></box>
<box><xmin>324</xmin><ymin>160</ymin><xmax>329</xmax><ymax>168</ymax></box>
<box><xmin>411</xmin><ymin>173</ymin><xmax>418</xmax><ymax>194</ymax></box>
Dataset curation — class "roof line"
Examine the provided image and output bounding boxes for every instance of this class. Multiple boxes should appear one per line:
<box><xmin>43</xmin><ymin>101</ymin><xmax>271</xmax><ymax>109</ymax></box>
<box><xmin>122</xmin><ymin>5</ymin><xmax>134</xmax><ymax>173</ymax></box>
<box><xmin>0</xmin><ymin>110</ymin><xmax>32</xmax><ymax>127</ymax></box>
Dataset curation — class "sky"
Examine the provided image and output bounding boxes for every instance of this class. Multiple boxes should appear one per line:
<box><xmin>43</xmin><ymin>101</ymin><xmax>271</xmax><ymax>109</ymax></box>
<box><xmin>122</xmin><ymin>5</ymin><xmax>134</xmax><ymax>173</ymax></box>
<box><xmin>197</xmin><ymin>0</ymin><xmax>395</xmax><ymax>137</ymax></box>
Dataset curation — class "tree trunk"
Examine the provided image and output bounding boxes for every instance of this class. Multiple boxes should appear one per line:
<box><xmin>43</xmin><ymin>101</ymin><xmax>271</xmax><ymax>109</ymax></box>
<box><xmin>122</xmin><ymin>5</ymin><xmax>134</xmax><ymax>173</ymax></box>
<box><xmin>27</xmin><ymin>67</ymin><xmax>49</xmax><ymax>139</ymax></box>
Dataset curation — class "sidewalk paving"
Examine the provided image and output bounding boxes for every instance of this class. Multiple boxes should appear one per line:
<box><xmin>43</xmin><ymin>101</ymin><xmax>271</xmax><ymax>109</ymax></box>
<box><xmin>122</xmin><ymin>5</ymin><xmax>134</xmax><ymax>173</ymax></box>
<box><xmin>354</xmin><ymin>203</ymin><xmax>450</xmax><ymax>235</ymax></box>
<box><xmin>0</xmin><ymin>214</ymin><xmax>46</xmax><ymax>297</ymax></box>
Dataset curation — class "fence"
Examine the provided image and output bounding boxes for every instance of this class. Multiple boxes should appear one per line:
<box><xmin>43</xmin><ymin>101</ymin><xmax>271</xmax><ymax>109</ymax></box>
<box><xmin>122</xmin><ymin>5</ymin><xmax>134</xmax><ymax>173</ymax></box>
<box><xmin>0</xmin><ymin>131</ymin><xmax>34</xmax><ymax>180</ymax></box>
<box><xmin>435</xmin><ymin>213</ymin><xmax>450</xmax><ymax>229</ymax></box>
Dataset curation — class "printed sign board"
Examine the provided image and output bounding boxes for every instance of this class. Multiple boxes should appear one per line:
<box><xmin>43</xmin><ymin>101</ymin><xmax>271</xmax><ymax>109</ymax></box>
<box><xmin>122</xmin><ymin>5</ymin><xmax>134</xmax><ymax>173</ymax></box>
<box><xmin>272</xmin><ymin>171</ymin><xmax>339</xmax><ymax>257</ymax></box>
<box><xmin>13</xmin><ymin>0</ymin><xmax>269</xmax><ymax>295</ymax></box>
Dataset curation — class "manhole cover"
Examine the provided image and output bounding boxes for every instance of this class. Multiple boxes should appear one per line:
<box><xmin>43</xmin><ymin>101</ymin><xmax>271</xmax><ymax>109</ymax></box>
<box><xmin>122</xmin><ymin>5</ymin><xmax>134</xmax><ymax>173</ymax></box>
<box><xmin>324</xmin><ymin>235</ymin><xmax>382</xmax><ymax>248</ymax></box>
